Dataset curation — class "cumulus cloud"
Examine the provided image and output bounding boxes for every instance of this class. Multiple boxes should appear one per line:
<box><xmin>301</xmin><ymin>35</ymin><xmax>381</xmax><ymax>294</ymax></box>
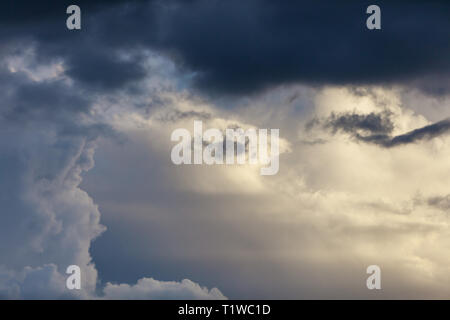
<box><xmin>103</xmin><ymin>278</ymin><xmax>226</xmax><ymax>300</ymax></box>
<box><xmin>0</xmin><ymin>53</ymin><xmax>104</xmax><ymax>297</ymax></box>
<box><xmin>0</xmin><ymin>264</ymin><xmax>74</xmax><ymax>300</ymax></box>
<box><xmin>0</xmin><ymin>46</ymin><xmax>225</xmax><ymax>299</ymax></box>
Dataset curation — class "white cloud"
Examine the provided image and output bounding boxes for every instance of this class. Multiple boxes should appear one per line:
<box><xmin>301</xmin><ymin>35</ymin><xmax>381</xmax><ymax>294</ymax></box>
<box><xmin>103</xmin><ymin>278</ymin><xmax>226</xmax><ymax>300</ymax></box>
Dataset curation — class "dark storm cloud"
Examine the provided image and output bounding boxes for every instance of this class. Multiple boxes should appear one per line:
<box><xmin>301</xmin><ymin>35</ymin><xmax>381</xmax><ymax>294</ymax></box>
<box><xmin>156</xmin><ymin>0</ymin><xmax>444</xmax><ymax>94</ymax></box>
<box><xmin>0</xmin><ymin>0</ymin><xmax>144</xmax><ymax>24</ymax></box>
<box><xmin>0</xmin><ymin>0</ymin><xmax>154</xmax><ymax>94</ymax></box>
<box><xmin>150</xmin><ymin>0</ymin><xmax>450</xmax><ymax>95</ymax></box>
<box><xmin>387</xmin><ymin>118</ymin><xmax>450</xmax><ymax>147</ymax></box>
<box><xmin>319</xmin><ymin>111</ymin><xmax>450</xmax><ymax>148</ymax></box>
<box><xmin>65</xmin><ymin>50</ymin><xmax>147</xmax><ymax>90</ymax></box>
<box><xmin>6</xmin><ymin>80</ymin><xmax>89</xmax><ymax>118</ymax></box>
<box><xmin>1</xmin><ymin>0</ymin><xmax>449</xmax><ymax>96</ymax></box>
<box><xmin>326</xmin><ymin>111</ymin><xmax>395</xmax><ymax>136</ymax></box>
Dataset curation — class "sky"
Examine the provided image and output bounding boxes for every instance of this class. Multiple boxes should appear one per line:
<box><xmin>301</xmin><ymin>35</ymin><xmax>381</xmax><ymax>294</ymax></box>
<box><xmin>0</xmin><ymin>0</ymin><xmax>450</xmax><ymax>299</ymax></box>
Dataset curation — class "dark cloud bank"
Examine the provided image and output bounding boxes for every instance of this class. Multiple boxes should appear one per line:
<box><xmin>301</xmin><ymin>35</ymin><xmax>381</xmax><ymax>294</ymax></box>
<box><xmin>0</xmin><ymin>0</ymin><xmax>449</xmax><ymax>97</ymax></box>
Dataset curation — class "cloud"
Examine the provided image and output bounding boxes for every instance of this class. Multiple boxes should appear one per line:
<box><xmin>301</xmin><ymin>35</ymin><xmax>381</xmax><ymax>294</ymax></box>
<box><xmin>65</xmin><ymin>50</ymin><xmax>147</xmax><ymax>91</ymax></box>
<box><xmin>151</xmin><ymin>0</ymin><xmax>450</xmax><ymax>95</ymax></box>
<box><xmin>427</xmin><ymin>195</ymin><xmax>450</xmax><ymax>212</ymax></box>
<box><xmin>0</xmin><ymin>264</ymin><xmax>76</xmax><ymax>300</ymax></box>
<box><xmin>84</xmin><ymin>86</ymin><xmax>450</xmax><ymax>298</ymax></box>
<box><xmin>0</xmin><ymin>46</ymin><xmax>225</xmax><ymax>299</ymax></box>
<box><xmin>0</xmin><ymin>56</ymin><xmax>106</xmax><ymax>297</ymax></box>
<box><xmin>324</xmin><ymin>111</ymin><xmax>395</xmax><ymax>135</ymax></box>
<box><xmin>103</xmin><ymin>278</ymin><xmax>226</xmax><ymax>300</ymax></box>
<box><xmin>1</xmin><ymin>1</ymin><xmax>449</xmax><ymax>96</ymax></box>
<box><xmin>319</xmin><ymin>111</ymin><xmax>450</xmax><ymax>148</ymax></box>
<box><xmin>386</xmin><ymin>118</ymin><xmax>450</xmax><ymax>147</ymax></box>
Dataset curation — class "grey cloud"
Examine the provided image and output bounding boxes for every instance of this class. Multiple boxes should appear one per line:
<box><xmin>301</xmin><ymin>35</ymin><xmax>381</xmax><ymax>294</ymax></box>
<box><xmin>386</xmin><ymin>118</ymin><xmax>450</xmax><ymax>147</ymax></box>
<box><xmin>325</xmin><ymin>111</ymin><xmax>395</xmax><ymax>136</ymax></box>
<box><xmin>3</xmin><ymin>79</ymin><xmax>90</xmax><ymax>121</ymax></box>
<box><xmin>318</xmin><ymin>111</ymin><xmax>450</xmax><ymax>148</ymax></box>
<box><xmin>65</xmin><ymin>50</ymin><xmax>147</xmax><ymax>91</ymax></box>
<box><xmin>2</xmin><ymin>1</ymin><xmax>449</xmax><ymax>97</ymax></box>
<box><xmin>0</xmin><ymin>264</ymin><xmax>72</xmax><ymax>299</ymax></box>
<box><xmin>103</xmin><ymin>278</ymin><xmax>226</xmax><ymax>300</ymax></box>
<box><xmin>0</xmin><ymin>61</ymin><xmax>91</xmax><ymax>124</ymax></box>
<box><xmin>427</xmin><ymin>195</ymin><xmax>450</xmax><ymax>212</ymax></box>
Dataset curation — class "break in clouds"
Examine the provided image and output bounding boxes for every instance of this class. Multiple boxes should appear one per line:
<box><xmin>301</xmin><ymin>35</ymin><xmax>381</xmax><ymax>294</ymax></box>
<box><xmin>0</xmin><ymin>1</ymin><xmax>450</xmax><ymax>299</ymax></box>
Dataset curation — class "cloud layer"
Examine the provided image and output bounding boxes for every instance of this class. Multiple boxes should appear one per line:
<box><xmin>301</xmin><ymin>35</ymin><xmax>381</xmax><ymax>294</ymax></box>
<box><xmin>1</xmin><ymin>1</ymin><xmax>449</xmax><ymax>96</ymax></box>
